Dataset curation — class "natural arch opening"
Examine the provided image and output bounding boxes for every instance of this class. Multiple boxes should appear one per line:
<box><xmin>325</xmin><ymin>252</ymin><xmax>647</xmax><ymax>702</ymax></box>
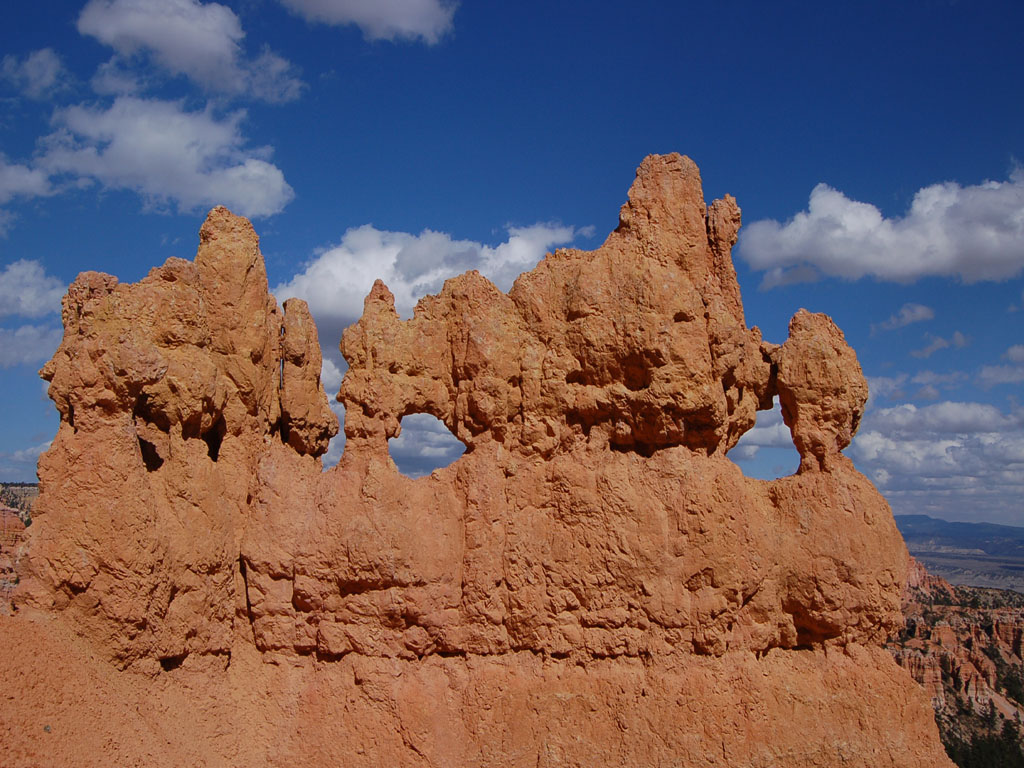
<box><xmin>727</xmin><ymin>397</ymin><xmax>799</xmax><ymax>480</ymax></box>
<box><xmin>388</xmin><ymin>412</ymin><xmax>466</xmax><ymax>478</ymax></box>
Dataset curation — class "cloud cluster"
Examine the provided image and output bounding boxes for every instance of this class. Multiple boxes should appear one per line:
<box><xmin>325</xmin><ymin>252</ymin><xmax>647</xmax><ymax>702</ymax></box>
<box><xmin>0</xmin><ymin>325</ymin><xmax>63</xmax><ymax>368</ymax></box>
<box><xmin>78</xmin><ymin>0</ymin><xmax>304</xmax><ymax>102</ymax></box>
<box><xmin>851</xmin><ymin>401</ymin><xmax>1024</xmax><ymax>525</ymax></box>
<box><xmin>3</xmin><ymin>0</ymin><xmax>460</xmax><ymax>230</ymax></box>
<box><xmin>387</xmin><ymin>412</ymin><xmax>464</xmax><ymax>476</ymax></box>
<box><xmin>739</xmin><ymin>172</ymin><xmax>1024</xmax><ymax>287</ymax></box>
<box><xmin>871</xmin><ymin>302</ymin><xmax>934</xmax><ymax>334</ymax></box>
<box><xmin>867</xmin><ymin>370</ymin><xmax>972</xmax><ymax>403</ymax></box>
<box><xmin>1</xmin><ymin>48</ymin><xmax>66</xmax><ymax>100</ymax></box>
<box><xmin>0</xmin><ymin>260</ymin><xmax>65</xmax><ymax>318</ymax></box>
<box><xmin>0</xmin><ymin>260</ymin><xmax>64</xmax><ymax>370</ymax></box>
<box><xmin>39</xmin><ymin>97</ymin><xmax>294</xmax><ymax>218</ymax></box>
<box><xmin>274</xmin><ymin>222</ymin><xmax>580</xmax><ymax>348</ymax></box>
<box><xmin>281</xmin><ymin>221</ymin><xmax>582</xmax><ymax>470</ymax></box>
<box><xmin>911</xmin><ymin>330</ymin><xmax>968</xmax><ymax>359</ymax></box>
<box><xmin>0</xmin><ymin>157</ymin><xmax>52</xmax><ymax>231</ymax></box>
<box><xmin>979</xmin><ymin>345</ymin><xmax>1024</xmax><ymax>387</ymax></box>
<box><xmin>278</xmin><ymin>0</ymin><xmax>457</xmax><ymax>43</ymax></box>
<box><xmin>730</xmin><ymin>398</ymin><xmax>792</xmax><ymax>462</ymax></box>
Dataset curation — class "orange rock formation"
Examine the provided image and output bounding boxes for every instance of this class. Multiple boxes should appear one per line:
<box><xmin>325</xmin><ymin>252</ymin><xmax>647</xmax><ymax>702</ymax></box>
<box><xmin>0</xmin><ymin>154</ymin><xmax>951</xmax><ymax>766</ymax></box>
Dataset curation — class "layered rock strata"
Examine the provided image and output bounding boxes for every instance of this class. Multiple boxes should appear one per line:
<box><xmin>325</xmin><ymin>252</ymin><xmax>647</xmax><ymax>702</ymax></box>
<box><xmin>0</xmin><ymin>154</ymin><xmax>951</xmax><ymax>767</ymax></box>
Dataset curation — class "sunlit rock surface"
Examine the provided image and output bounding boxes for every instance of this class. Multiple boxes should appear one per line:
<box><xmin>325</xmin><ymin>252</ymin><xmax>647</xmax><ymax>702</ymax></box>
<box><xmin>0</xmin><ymin>155</ymin><xmax>951</xmax><ymax>767</ymax></box>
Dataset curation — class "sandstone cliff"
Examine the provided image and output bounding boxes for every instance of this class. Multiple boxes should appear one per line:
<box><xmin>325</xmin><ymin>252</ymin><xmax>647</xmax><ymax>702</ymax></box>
<box><xmin>0</xmin><ymin>154</ymin><xmax>951</xmax><ymax>767</ymax></box>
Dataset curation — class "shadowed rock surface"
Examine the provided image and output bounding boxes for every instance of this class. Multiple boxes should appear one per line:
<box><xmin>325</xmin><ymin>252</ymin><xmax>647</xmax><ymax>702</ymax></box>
<box><xmin>0</xmin><ymin>154</ymin><xmax>951</xmax><ymax>767</ymax></box>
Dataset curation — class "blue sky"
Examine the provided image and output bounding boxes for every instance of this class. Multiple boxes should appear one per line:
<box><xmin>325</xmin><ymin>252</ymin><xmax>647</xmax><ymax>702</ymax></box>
<box><xmin>1</xmin><ymin>0</ymin><xmax>1022</xmax><ymax>525</ymax></box>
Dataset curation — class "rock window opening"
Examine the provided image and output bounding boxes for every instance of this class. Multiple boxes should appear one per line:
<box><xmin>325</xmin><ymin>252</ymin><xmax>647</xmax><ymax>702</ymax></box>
<box><xmin>726</xmin><ymin>396</ymin><xmax>798</xmax><ymax>480</ymax></box>
<box><xmin>387</xmin><ymin>413</ymin><xmax>466</xmax><ymax>478</ymax></box>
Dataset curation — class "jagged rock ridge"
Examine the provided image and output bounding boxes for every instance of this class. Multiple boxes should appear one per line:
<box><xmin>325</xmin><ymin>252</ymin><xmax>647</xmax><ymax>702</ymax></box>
<box><xmin>0</xmin><ymin>154</ymin><xmax>951</xmax><ymax>767</ymax></box>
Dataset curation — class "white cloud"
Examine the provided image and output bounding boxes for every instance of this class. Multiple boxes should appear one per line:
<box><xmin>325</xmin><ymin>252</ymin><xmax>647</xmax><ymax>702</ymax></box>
<box><xmin>977</xmin><ymin>344</ymin><xmax>1024</xmax><ymax>388</ymax></box>
<box><xmin>278</xmin><ymin>0</ymin><xmax>456</xmax><ymax>44</ymax></box>
<box><xmin>910</xmin><ymin>330</ymin><xmax>968</xmax><ymax>359</ymax></box>
<box><xmin>1</xmin><ymin>48</ymin><xmax>66</xmax><ymax>100</ymax></box>
<box><xmin>867</xmin><ymin>374</ymin><xmax>908</xmax><ymax>401</ymax></box>
<box><xmin>730</xmin><ymin>397</ymin><xmax>796</xmax><ymax>465</ymax></box>
<box><xmin>979</xmin><ymin>364</ymin><xmax>1024</xmax><ymax>387</ymax></box>
<box><xmin>11</xmin><ymin>441</ymin><xmax>52</xmax><ymax>464</ymax></box>
<box><xmin>871</xmin><ymin>302</ymin><xmax>934</xmax><ymax>333</ymax></box>
<box><xmin>90</xmin><ymin>56</ymin><xmax>148</xmax><ymax>95</ymax></box>
<box><xmin>39</xmin><ymin>96</ymin><xmax>293</xmax><ymax>218</ymax></box>
<box><xmin>321</xmin><ymin>357</ymin><xmax>344</xmax><ymax>395</ymax></box>
<box><xmin>0</xmin><ymin>324</ymin><xmax>63</xmax><ymax>368</ymax></box>
<box><xmin>911</xmin><ymin>369</ymin><xmax>968</xmax><ymax>388</ymax></box>
<box><xmin>387</xmin><ymin>412</ymin><xmax>464</xmax><ymax>476</ymax></box>
<box><xmin>0</xmin><ymin>261</ymin><xmax>65</xmax><ymax>318</ymax></box>
<box><xmin>0</xmin><ymin>155</ymin><xmax>53</xmax><ymax>234</ymax></box>
<box><xmin>283</xmin><ymin>221</ymin><xmax>580</xmax><ymax>472</ymax></box>
<box><xmin>0</xmin><ymin>156</ymin><xmax>52</xmax><ymax>206</ymax></box>
<box><xmin>851</xmin><ymin>401</ymin><xmax>1024</xmax><ymax>525</ymax></box>
<box><xmin>864</xmin><ymin>402</ymin><xmax>1016</xmax><ymax>435</ymax></box>
<box><xmin>733</xmin><ymin>399</ymin><xmax>792</xmax><ymax>449</ymax></box>
<box><xmin>78</xmin><ymin>0</ymin><xmax>304</xmax><ymax>102</ymax></box>
<box><xmin>739</xmin><ymin>171</ymin><xmax>1024</xmax><ymax>287</ymax></box>
<box><xmin>274</xmin><ymin>222</ymin><xmax>579</xmax><ymax>349</ymax></box>
<box><xmin>1005</xmin><ymin>345</ymin><xmax>1024</xmax><ymax>364</ymax></box>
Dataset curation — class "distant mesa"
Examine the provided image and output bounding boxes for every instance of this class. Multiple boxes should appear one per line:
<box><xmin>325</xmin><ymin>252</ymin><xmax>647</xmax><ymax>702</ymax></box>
<box><xmin>0</xmin><ymin>155</ymin><xmax>952</xmax><ymax>767</ymax></box>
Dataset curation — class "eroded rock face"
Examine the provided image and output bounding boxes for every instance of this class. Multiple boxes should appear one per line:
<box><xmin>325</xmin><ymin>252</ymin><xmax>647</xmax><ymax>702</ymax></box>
<box><xmin>1</xmin><ymin>155</ymin><xmax>952</xmax><ymax>767</ymax></box>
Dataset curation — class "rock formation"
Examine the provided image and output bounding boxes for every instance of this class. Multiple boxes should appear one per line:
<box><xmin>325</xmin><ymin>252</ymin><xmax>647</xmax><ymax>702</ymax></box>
<box><xmin>0</xmin><ymin>154</ymin><xmax>951</xmax><ymax>766</ymax></box>
<box><xmin>891</xmin><ymin>556</ymin><xmax>1024</xmax><ymax>760</ymax></box>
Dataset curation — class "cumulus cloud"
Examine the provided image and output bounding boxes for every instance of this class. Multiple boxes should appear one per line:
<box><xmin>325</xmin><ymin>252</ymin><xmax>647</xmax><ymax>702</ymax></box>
<box><xmin>281</xmin><ymin>220</ymin><xmax>580</xmax><ymax>472</ymax></box>
<box><xmin>867</xmin><ymin>374</ymin><xmax>908</xmax><ymax>401</ymax></box>
<box><xmin>0</xmin><ymin>157</ymin><xmax>53</xmax><ymax>233</ymax></box>
<box><xmin>78</xmin><ymin>0</ymin><xmax>304</xmax><ymax>102</ymax></box>
<box><xmin>863</xmin><ymin>402</ymin><xmax>1015</xmax><ymax>435</ymax></box>
<box><xmin>274</xmin><ymin>222</ymin><xmax>579</xmax><ymax>349</ymax></box>
<box><xmin>0</xmin><ymin>324</ymin><xmax>63</xmax><ymax>368</ymax></box>
<box><xmin>868</xmin><ymin>371</ymin><xmax>969</xmax><ymax>404</ymax></box>
<box><xmin>90</xmin><ymin>57</ymin><xmax>149</xmax><ymax>95</ymax></box>
<box><xmin>912</xmin><ymin>370</ymin><xmax>968</xmax><ymax>389</ymax></box>
<box><xmin>278</xmin><ymin>0</ymin><xmax>456</xmax><ymax>44</ymax></box>
<box><xmin>871</xmin><ymin>302</ymin><xmax>934</xmax><ymax>334</ymax></box>
<box><xmin>0</xmin><ymin>156</ymin><xmax>52</xmax><ymax>207</ymax></box>
<box><xmin>729</xmin><ymin>397</ymin><xmax>797</xmax><ymax>467</ymax></box>
<box><xmin>11</xmin><ymin>441</ymin><xmax>52</xmax><ymax>464</ymax></box>
<box><xmin>911</xmin><ymin>330</ymin><xmax>968</xmax><ymax>359</ymax></box>
<box><xmin>321</xmin><ymin>357</ymin><xmax>344</xmax><ymax>395</ymax></box>
<box><xmin>851</xmin><ymin>400</ymin><xmax>1024</xmax><ymax>524</ymax></box>
<box><xmin>739</xmin><ymin>171</ymin><xmax>1024</xmax><ymax>288</ymax></box>
<box><xmin>976</xmin><ymin>345</ymin><xmax>1024</xmax><ymax>388</ymax></box>
<box><xmin>39</xmin><ymin>96</ymin><xmax>293</xmax><ymax>218</ymax></box>
<box><xmin>0</xmin><ymin>261</ymin><xmax>65</xmax><ymax>318</ymax></box>
<box><xmin>387</xmin><ymin>412</ymin><xmax>464</xmax><ymax>477</ymax></box>
<box><xmin>1</xmin><ymin>48</ymin><xmax>67</xmax><ymax>99</ymax></box>
<box><xmin>979</xmin><ymin>364</ymin><xmax>1024</xmax><ymax>387</ymax></box>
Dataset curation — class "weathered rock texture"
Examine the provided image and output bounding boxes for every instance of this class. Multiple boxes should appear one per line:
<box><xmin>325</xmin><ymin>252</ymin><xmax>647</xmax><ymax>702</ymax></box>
<box><xmin>888</xmin><ymin>557</ymin><xmax>1024</xmax><ymax>762</ymax></box>
<box><xmin>0</xmin><ymin>154</ymin><xmax>951</xmax><ymax>767</ymax></box>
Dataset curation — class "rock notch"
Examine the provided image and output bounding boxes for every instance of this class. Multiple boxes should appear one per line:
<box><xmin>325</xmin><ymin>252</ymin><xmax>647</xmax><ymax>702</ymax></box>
<box><xmin>0</xmin><ymin>154</ymin><xmax>951</xmax><ymax>767</ymax></box>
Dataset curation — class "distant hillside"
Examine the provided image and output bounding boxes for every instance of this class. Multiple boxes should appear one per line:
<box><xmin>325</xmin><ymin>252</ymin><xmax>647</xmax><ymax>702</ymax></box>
<box><xmin>895</xmin><ymin>515</ymin><xmax>1024</xmax><ymax>593</ymax></box>
<box><xmin>889</xmin><ymin>560</ymin><xmax>1024</xmax><ymax>767</ymax></box>
<box><xmin>0</xmin><ymin>483</ymin><xmax>38</xmax><ymax>526</ymax></box>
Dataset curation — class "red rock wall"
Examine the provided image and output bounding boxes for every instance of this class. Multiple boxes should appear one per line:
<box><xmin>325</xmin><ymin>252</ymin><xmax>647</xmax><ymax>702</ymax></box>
<box><xmin>0</xmin><ymin>154</ymin><xmax>952</xmax><ymax>767</ymax></box>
